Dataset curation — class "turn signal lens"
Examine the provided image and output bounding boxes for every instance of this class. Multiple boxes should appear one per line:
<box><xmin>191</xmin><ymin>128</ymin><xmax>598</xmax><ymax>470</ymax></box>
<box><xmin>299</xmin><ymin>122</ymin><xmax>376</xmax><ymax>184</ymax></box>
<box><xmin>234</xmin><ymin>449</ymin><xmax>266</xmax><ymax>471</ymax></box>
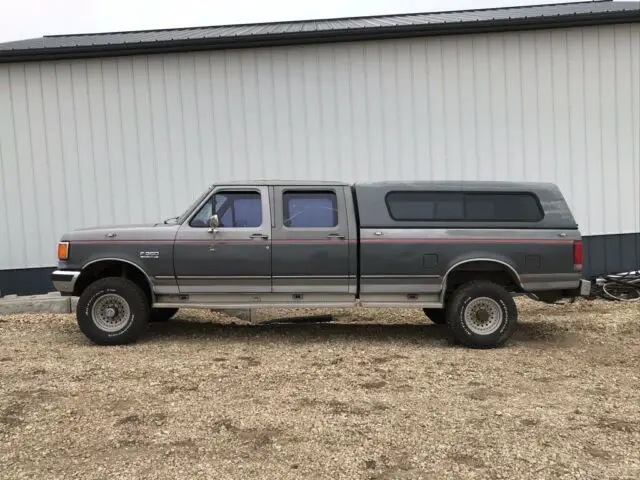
<box><xmin>57</xmin><ymin>242</ymin><xmax>69</xmax><ymax>261</ymax></box>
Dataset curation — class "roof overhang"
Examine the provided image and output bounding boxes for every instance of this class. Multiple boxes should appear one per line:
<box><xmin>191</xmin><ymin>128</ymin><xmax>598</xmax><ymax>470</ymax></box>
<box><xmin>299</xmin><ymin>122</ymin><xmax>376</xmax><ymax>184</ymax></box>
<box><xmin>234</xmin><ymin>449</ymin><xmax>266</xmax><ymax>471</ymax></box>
<box><xmin>1</xmin><ymin>6</ymin><xmax>639</xmax><ymax>63</ymax></box>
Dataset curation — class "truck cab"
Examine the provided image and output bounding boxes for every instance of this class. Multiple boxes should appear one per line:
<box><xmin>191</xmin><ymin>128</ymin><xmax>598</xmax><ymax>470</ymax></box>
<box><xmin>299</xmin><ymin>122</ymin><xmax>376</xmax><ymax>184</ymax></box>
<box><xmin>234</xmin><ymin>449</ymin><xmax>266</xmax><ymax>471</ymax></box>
<box><xmin>169</xmin><ymin>182</ymin><xmax>359</xmax><ymax>305</ymax></box>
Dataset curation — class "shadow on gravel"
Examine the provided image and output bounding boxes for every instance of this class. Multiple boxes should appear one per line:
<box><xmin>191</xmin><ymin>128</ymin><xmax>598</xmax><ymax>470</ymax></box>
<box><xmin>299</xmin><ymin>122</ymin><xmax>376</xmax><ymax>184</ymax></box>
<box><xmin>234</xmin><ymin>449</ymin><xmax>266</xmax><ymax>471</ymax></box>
<box><xmin>512</xmin><ymin>321</ymin><xmax>569</xmax><ymax>342</ymax></box>
<box><xmin>141</xmin><ymin>317</ymin><xmax>571</xmax><ymax>347</ymax></box>
<box><xmin>144</xmin><ymin>319</ymin><xmax>452</xmax><ymax>345</ymax></box>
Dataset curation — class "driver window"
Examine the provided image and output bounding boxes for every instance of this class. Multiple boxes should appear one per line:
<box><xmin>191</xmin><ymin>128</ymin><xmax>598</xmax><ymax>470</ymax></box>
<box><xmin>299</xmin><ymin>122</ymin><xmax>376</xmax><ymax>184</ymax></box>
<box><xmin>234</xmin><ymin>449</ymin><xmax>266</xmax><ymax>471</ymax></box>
<box><xmin>190</xmin><ymin>190</ymin><xmax>262</xmax><ymax>228</ymax></box>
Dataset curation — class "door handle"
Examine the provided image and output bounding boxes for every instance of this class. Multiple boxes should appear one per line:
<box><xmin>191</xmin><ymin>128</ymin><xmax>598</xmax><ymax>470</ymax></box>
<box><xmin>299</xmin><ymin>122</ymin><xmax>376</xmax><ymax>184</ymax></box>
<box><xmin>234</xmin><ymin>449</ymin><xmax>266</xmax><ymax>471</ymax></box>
<box><xmin>327</xmin><ymin>233</ymin><xmax>345</xmax><ymax>240</ymax></box>
<box><xmin>250</xmin><ymin>233</ymin><xmax>269</xmax><ymax>240</ymax></box>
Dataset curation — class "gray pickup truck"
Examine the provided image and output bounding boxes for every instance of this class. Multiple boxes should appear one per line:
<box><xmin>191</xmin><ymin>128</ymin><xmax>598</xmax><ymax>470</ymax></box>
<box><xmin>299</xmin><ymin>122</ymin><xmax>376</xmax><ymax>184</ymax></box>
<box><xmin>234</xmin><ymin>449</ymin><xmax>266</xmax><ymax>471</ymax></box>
<box><xmin>52</xmin><ymin>180</ymin><xmax>590</xmax><ymax>348</ymax></box>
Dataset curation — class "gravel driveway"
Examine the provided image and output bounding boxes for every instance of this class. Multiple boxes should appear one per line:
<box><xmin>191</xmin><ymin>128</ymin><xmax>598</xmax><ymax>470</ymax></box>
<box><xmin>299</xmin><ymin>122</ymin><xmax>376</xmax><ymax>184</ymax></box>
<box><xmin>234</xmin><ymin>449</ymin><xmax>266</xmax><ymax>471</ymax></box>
<box><xmin>1</xmin><ymin>298</ymin><xmax>639</xmax><ymax>480</ymax></box>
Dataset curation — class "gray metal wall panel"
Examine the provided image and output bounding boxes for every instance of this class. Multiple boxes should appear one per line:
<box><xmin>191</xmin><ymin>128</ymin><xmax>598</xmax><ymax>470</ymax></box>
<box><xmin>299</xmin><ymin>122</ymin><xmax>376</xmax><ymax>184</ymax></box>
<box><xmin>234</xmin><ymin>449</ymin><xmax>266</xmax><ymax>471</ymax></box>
<box><xmin>0</xmin><ymin>23</ymin><xmax>639</xmax><ymax>271</ymax></box>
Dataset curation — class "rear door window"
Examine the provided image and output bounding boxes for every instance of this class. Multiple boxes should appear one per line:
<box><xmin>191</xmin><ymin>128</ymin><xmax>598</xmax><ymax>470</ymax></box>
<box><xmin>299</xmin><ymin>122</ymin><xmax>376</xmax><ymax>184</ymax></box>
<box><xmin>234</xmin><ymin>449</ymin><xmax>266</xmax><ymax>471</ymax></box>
<box><xmin>283</xmin><ymin>191</ymin><xmax>338</xmax><ymax>228</ymax></box>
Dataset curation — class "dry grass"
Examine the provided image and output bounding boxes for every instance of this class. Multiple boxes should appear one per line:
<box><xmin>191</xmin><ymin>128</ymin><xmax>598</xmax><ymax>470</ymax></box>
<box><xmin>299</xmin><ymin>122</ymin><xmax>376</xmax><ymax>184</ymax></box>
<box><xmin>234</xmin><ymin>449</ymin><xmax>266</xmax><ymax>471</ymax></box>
<box><xmin>1</xmin><ymin>297</ymin><xmax>639</xmax><ymax>480</ymax></box>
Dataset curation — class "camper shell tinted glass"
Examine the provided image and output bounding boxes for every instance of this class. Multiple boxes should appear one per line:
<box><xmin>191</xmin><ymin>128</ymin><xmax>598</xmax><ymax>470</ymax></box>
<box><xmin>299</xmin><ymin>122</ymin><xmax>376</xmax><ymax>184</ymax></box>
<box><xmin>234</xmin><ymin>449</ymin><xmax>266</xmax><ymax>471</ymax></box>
<box><xmin>385</xmin><ymin>191</ymin><xmax>544</xmax><ymax>223</ymax></box>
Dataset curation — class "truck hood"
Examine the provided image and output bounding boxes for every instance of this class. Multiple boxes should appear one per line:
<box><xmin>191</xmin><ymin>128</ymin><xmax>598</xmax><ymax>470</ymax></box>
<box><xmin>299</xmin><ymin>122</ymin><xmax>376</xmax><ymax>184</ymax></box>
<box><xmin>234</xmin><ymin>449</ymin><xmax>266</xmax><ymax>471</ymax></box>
<box><xmin>62</xmin><ymin>222</ymin><xmax>179</xmax><ymax>242</ymax></box>
<box><xmin>73</xmin><ymin>223</ymin><xmax>163</xmax><ymax>231</ymax></box>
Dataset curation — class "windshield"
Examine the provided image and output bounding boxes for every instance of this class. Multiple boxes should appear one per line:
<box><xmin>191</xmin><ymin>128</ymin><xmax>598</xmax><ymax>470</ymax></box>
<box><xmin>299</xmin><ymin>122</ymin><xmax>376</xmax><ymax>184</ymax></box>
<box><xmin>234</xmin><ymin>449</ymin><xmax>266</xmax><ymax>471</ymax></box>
<box><xmin>168</xmin><ymin>185</ymin><xmax>213</xmax><ymax>224</ymax></box>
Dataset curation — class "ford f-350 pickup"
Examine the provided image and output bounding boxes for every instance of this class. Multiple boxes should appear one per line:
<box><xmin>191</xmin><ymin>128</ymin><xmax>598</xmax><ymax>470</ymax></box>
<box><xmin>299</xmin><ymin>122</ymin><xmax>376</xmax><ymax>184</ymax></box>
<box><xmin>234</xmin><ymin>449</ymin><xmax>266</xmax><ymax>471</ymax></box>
<box><xmin>52</xmin><ymin>180</ymin><xmax>591</xmax><ymax>348</ymax></box>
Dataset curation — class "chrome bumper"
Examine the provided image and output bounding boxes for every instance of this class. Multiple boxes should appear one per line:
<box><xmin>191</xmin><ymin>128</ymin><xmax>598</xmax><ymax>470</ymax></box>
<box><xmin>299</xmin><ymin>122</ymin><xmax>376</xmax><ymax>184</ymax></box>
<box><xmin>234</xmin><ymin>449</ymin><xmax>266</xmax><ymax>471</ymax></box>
<box><xmin>51</xmin><ymin>270</ymin><xmax>80</xmax><ymax>294</ymax></box>
<box><xmin>579</xmin><ymin>279</ymin><xmax>591</xmax><ymax>297</ymax></box>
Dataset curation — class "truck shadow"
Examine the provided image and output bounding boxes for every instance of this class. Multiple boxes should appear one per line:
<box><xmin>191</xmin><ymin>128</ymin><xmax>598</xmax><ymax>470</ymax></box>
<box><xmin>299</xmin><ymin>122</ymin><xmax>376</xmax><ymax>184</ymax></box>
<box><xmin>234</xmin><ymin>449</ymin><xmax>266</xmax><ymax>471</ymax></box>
<box><xmin>145</xmin><ymin>319</ymin><xmax>451</xmax><ymax>345</ymax></box>
<box><xmin>143</xmin><ymin>316</ymin><xmax>569</xmax><ymax>346</ymax></box>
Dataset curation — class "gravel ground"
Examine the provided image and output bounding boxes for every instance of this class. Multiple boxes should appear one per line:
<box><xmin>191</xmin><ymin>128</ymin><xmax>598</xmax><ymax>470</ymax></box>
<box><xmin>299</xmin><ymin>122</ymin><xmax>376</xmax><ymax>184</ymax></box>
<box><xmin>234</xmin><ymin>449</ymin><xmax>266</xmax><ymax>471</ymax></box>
<box><xmin>1</xmin><ymin>298</ymin><xmax>639</xmax><ymax>480</ymax></box>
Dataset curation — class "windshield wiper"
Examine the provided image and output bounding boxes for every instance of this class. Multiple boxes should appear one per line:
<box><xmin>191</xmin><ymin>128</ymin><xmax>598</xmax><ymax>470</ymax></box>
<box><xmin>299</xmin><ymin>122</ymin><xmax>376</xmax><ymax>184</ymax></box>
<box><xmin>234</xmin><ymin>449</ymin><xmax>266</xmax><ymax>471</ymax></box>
<box><xmin>163</xmin><ymin>216</ymin><xmax>179</xmax><ymax>224</ymax></box>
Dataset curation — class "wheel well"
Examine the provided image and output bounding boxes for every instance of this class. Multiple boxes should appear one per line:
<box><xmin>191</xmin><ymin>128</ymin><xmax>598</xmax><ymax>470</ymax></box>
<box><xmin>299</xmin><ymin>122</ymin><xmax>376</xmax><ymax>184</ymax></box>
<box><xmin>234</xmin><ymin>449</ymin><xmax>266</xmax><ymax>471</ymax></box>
<box><xmin>443</xmin><ymin>261</ymin><xmax>522</xmax><ymax>301</ymax></box>
<box><xmin>73</xmin><ymin>260</ymin><xmax>153</xmax><ymax>305</ymax></box>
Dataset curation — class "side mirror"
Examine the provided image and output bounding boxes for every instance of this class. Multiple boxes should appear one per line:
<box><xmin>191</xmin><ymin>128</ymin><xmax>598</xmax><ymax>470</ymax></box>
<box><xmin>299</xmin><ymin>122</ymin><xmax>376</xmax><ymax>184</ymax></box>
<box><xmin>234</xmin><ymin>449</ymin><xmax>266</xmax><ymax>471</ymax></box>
<box><xmin>209</xmin><ymin>214</ymin><xmax>220</xmax><ymax>229</ymax></box>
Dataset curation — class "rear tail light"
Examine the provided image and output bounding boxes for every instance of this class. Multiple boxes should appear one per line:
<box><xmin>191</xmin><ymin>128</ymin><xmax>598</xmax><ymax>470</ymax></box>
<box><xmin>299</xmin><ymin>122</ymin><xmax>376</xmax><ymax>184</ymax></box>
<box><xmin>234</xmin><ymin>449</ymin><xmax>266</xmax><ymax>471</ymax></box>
<box><xmin>57</xmin><ymin>242</ymin><xmax>69</xmax><ymax>261</ymax></box>
<box><xmin>573</xmin><ymin>240</ymin><xmax>583</xmax><ymax>271</ymax></box>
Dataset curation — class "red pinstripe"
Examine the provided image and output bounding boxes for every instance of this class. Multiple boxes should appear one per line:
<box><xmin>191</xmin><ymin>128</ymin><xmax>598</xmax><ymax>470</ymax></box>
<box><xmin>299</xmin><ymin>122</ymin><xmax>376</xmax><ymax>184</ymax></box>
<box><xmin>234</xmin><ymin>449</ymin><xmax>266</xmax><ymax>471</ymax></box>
<box><xmin>70</xmin><ymin>238</ymin><xmax>572</xmax><ymax>245</ymax></box>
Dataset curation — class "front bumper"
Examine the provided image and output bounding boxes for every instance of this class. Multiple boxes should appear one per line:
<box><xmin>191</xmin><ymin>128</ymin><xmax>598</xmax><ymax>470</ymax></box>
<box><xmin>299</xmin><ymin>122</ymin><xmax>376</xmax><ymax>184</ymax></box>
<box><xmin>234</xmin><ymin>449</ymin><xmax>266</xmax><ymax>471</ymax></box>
<box><xmin>51</xmin><ymin>270</ymin><xmax>80</xmax><ymax>295</ymax></box>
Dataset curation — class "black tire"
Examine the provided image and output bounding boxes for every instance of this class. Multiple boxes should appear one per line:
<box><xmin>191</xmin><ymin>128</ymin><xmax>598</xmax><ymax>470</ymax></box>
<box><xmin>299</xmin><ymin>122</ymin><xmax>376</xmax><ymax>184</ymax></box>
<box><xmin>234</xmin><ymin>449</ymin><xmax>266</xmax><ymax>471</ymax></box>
<box><xmin>76</xmin><ymin>277</ymin><xmax>150</xmax><ymax>345</ymax></box>
<box><xmin>446</xmin><ymin>280</ymin><xmax>518</xmax><ymax>349</ymax></box>
<box><xmin>422</xmin><ymin>308</ymin><xmax>447</xmax><ymax>325</ymax></box>
<box><xmin>149</xmin><ymin>308</ymin><xmax>179</xmax><ymax>323</ymax></box>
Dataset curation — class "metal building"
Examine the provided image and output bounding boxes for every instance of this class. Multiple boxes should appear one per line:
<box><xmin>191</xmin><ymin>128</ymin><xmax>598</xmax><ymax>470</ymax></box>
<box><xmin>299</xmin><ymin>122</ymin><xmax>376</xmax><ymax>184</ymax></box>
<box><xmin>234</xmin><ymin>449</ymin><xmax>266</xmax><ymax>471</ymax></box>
<box><xmin>1</xmin><ymin>0</ymin><xmax>639</xmax><ymax>295</ymax></box>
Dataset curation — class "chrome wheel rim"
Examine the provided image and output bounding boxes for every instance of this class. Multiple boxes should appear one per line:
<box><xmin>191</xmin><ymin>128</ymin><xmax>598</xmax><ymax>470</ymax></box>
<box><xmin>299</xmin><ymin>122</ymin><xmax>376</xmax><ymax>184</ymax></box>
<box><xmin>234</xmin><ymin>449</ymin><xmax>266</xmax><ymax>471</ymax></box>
<box><xmin>463</xmin><ymin>297</ymin><xmax>503</xmax><ymax>335</ymax></box>
<box><xmin>91</xmin><ymin>294</ymin><xmax>131</xmax><ymax>332</ymax></box>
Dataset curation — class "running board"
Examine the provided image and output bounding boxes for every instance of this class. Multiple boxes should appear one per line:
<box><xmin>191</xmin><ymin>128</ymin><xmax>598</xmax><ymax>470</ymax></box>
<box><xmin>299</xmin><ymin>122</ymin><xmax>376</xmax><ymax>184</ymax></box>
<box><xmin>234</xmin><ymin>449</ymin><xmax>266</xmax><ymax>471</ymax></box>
<box><xmin>154</xmin><ymin>292</ymin><xmax>443</xmax><ymax>310</ymax></box>
<box><xmin>154</xmin><ymin>302</ymin><xmax>359</xmax><ymax>309</ymax></box>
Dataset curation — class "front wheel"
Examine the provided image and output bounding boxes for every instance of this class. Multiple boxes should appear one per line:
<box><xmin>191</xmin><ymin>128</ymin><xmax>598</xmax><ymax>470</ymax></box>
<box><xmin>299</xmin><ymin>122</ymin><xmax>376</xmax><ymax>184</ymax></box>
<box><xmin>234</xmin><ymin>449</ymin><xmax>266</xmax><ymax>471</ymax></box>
<box><xmin>446</xmin><ymin>281</ymin><xmax>517</xmax><ymax>349</ymax></box>
<box><xmin>76</xmin><ymin>277</ymin><xmax>150</xmax><ymax>345</ymax></box>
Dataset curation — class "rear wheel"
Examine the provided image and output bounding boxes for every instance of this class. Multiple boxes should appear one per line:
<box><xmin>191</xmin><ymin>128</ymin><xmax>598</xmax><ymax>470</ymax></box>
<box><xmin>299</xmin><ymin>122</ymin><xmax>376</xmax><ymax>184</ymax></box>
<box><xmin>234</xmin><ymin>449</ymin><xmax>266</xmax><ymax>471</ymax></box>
<box><xmin>422</xmin><ymin>308</ymin><xmax>446</xmax><ymax>325</ymax></box>
<box><xmin>149</xmin><ymin>308</ymin><xmax>179</xmax><ymax>322</ymax></box>
<box><xmin>76</xmin><ymin>277</ymin><xmax>150</xmax><ymax>345</ymax></box>
<box><xmin>446</xmin><ymin>280</ymin><xmax>517</xmax><ymax>349</ymax></box>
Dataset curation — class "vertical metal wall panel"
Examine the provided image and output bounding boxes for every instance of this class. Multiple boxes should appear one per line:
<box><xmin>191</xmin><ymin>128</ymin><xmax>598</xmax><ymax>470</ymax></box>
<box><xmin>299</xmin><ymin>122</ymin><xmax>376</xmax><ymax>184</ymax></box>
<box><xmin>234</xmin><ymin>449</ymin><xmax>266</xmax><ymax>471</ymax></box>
<box><xmin>631</xmin><ymin>25</ymin><xmax>640</xmax><ymax>237</ymax></box>
<box><xmin>0</xmin><ymin>23</ymin><xmax>639</xmax><ymax>271</ymax></box>
<box><xmin>146</xmin><ymin>56</ymin><xmax>175</xmax><ymax>216</ymax></box>
<box><xmin>0</xmin><ymin>67</ymin><xmax>20</xmax><ymax>269</ymax></box>
<box><xmin>10</xmin><ymin>66</ymin><xmax>36</xmax><ymax>267</ymax></box>
<box><xmin>24</xmin><ymin>64</ymin><xmax>56</xmax><ymax>266</ymax></box>
<box><xmin>40</xmin><ymin>64</ymin><xmax>72</xmax><ymax>239</ymax></box>
<box><xmin>613</xmin><ymin>25</ymin><xmax>638</xmax><ymax>236</ymax></box>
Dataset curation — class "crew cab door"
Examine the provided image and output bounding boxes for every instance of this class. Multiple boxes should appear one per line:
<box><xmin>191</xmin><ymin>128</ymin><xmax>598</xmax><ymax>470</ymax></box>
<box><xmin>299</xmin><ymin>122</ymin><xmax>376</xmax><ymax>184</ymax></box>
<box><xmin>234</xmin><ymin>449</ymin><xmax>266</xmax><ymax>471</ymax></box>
<box><xmin>271</xmin><ymin>185</ymin><xmax>354</xmax><ymax>296</ymax></box>
<box><xmin>174</xmin><ymin>185</ymin><xmax>271</xmax><ymax>293</ymax></box>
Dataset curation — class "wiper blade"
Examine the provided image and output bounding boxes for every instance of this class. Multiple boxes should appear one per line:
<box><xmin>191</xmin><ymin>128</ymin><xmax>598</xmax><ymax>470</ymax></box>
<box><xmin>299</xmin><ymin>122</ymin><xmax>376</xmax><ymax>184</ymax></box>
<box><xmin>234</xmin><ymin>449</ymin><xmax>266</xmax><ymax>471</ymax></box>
<box><xmin>163</xmin><ymin>216</ymin><xmax>179</xmax><ymax>224</ymax></box>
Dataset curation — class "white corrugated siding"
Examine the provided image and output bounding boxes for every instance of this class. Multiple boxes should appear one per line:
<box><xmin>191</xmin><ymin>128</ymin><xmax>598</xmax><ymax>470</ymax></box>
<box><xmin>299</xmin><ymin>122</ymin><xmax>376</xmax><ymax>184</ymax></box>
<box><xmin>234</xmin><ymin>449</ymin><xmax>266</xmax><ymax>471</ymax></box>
<box><xmin>1</xmin><ymin>23</ymin><xmax>639</xmax><ymax>270</ymax></box>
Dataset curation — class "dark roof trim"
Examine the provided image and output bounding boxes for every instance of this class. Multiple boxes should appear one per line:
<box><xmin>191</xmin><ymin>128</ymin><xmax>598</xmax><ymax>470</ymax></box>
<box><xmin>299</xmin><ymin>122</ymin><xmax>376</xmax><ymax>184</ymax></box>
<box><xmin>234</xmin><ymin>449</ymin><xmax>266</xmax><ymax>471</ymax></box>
<box><xmin>1</xmin><ymin>8</ymin><xmax>639</xmax><ymax>63</ymax></box>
